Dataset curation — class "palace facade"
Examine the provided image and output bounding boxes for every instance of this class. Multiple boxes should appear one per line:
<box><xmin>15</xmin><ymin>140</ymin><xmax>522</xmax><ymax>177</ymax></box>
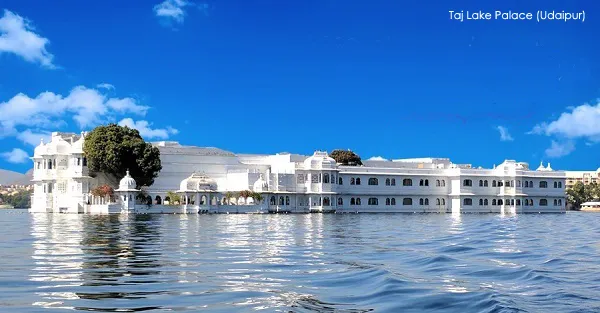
<box><xmin>29</xmin><ymin>132</ymin><xmax>566</xmax><ymax>214</ymax></box>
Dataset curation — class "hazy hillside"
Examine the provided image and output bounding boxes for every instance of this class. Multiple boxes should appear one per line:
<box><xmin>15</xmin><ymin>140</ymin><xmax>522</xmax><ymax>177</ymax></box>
<box><xmin>0</xmin><ymin>169</ymin><xmax>26</xmax><ymax>185</ymax></box>
<box><xmin>11</xmin><ymin>169</ymin><xmax>33</xmax><ymax>185</ymax></box>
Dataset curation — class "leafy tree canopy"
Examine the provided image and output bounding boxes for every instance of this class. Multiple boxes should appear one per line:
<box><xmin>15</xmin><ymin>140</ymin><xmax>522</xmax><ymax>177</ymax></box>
<box><xmin>83</xmin><ymin>124</ymin><xmax>162</xmax><ymax>188</ymax></box>
<box><xmin>330</xmin><ymin>149</ymin><xmax>362</xmax><ymax>166</ymax></box>
<box><xmin>566</xmin><ymin>181</ymin><xmax>600</xmax><ymax>210</ymax></box>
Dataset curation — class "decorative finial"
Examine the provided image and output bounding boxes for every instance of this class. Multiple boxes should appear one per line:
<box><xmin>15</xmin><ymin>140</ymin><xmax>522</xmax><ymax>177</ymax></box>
<box><xmin>126</xmin><ymin>169</ymin><xmax>130</xmax><ymax>176</ymax></box>
<box><xmin>40</xmin><ymin>138</ymin><xmax>44</xmax><ymax>144</ymax></box>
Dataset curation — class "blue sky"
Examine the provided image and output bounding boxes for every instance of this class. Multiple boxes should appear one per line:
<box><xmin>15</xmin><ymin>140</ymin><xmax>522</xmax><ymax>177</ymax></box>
<box><xmin>0</xmin><ymin>0</ymin><xmax>599</xmax><ymax>173</ymax></box>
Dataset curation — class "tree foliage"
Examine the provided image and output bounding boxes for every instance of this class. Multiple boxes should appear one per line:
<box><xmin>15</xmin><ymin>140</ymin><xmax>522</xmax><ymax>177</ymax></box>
<box><xmin>330</xmin><ymin>149</ymin><xmax>362</xmax><ymax>166</ymax></box>
<box><xmin>91</xmin><ymin>185</ymin><xmax>114</xmax><ymax>197</ymax></box>
<box><xmin>566</xmin><ymin>182</ymin><xmax>600</xmax><ymax>210</ymax></box>
<box><xmin>166</xmin><ymin>191</ymin><xmax>180</xmax><ymax>205</ymax></box>
<box><xmin>1</xmin><ymin>190</ymin><xmax>32</xmax><ymax>208</ymax></box>
<box><xmin>83</xmin><ymin>124</ymin><xmax>162</xmax><ymax>188</ymax></box>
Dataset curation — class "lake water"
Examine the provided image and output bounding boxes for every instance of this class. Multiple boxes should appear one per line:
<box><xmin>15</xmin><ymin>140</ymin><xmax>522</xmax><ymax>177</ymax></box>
<box><xmin>1</xmin><ymin>210</ymin><xmax>600</xmax><ymax>313</ymax></box>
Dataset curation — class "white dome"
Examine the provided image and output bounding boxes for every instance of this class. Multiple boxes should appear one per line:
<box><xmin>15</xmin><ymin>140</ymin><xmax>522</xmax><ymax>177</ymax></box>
<box><xmin>117</xmin><ymin>170</ymin><xmax>138</xmax><ymax>191</ymax></box>
<box><xmin>253</xmin><ymin>174</ymin><xmax>268</xmax><ymax>192</ymax></box>
<box><xmin>34</xmin><ymin>139</ymin><xmax>47</xmax><ymax>157</ymax></box>
<box><xmin>303</xmin><ymin>151</ymin><xmax>336</xmax><ymax>169</ymax></box>
<box><xmin>179</xmin><ymin>173</ymin><xmax>217</xmax><ymax>191</ymax></box>
<box><xmin>536</xmin><ymin>161</ymin><xmax>545</xmax><ymax>171</ymax></box>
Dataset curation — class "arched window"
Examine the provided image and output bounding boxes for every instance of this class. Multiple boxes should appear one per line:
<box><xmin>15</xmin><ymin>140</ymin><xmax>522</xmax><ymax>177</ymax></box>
<box><xmin>524</xmin><ymin>199</ymin><xmax>529</xmax><ymax>206</ymax></box>
<box><xmin>441</xmin><ymin>198</ymin><xmax>445</xmax><ymax>205</ymax></box>
<box><xmin>479</xmin><ymin>199</ymin><xmax>483</xmax><ymax>205</ymax></box>
<box><xmin>368</xmin><ymin>178</ymin><xmax>378</xmax><ymax>185</ymax></box>
<box><xmin>368</xmin><ymin>198</ymin><xmax>378</xmax><ymax>205</ymax></box>
<box><xmin>558</xmin><ymin>182</ymin><xmax>562</xmax><ymax>188</ymax></box>
<box><xmin>553</xmin><ymin>181</ymin><xmax>557</xmax><ymax>188</ymax></box>
<box><xmin>419</xmin><ymin>179</ymin><xmax>424</xmax><ymax>186</ymax></box>
<box><xmin>492</xmin><ymin>180</ymin><xmax>497</xmax><ymax>187</ymax></box>
<box><xmin>356</xmin><ymin>198</ymin><xmax>361</xmax><ymax>205</ymax></box>
<box><xmin>492</xmin><ymin>199</ymin><xmax>497</xmax><ymax>205</ymax></box>
<box><xmin>338</xmin><ymin>198</ymin><xmax>343</xmax><ymax>205</ymax></box>
<box><xmin>351</xmin><ymin>178</ymin><xmax>355</xmax><ymax>185</ymax></box>
<box><xmin>350</xmin><ymin>198</ymin><xmax>356</xmax><ymax>205</ymax></box>
<box><xmin>436</xmin><ymin>180</ymin><xmax>440</xmax><ymax>187</ymax></box>
<box><xmin>403</xmin><ymin>198</ymin><xmax>412</xmax><ymax>205</ymax></box>
<box><xmin>516</xmin><ymin>199</ymin><xmax>521</xmax><ymax>206</ymax></box>
<box><xmin>331</xmin><ymin>174</ymin><xmax>335</xmax><ymax>183</ymax></box>
<box><xmin>270</xmin><ymin>196</ymin><xmax>276</xmax><ymax>205</ymax></box>
<box><xmin>279</xmin><ymin>196</ymin><xmax>285</xmax><ymax>205</ymax></box>
<box><xmin>510</xmin><ymin>180</ymin><xmax>515</xmax><ymax>187</ymax></box>
<box><xmin>517</xmin><ymin>180</ymin><xmax>521</xmax><ymax>187</ymax></box>
<box><xmin>553</xmin><ymin>199</ymin><xmax>557</xmax><ymax>206</ymax></box>
<box><xmin>323</xmin><ymin>197</ymin><xmax>330</xmax><ymax>206</ymax></box>
<box><xmin>441</xmin><ymin>180</ymin><xmax>446</xmax><ymax>187</ymax></box>
<box><xmin>484</xmin><ymin>180</ymin><xmax>489</xmax><ymax>187</ymax></box>
<box><xmin>391</xmin><ymin>179</ymin><xmax>396</xmax><ymax>186</ymax></box>
<box><xmin>356</xmin><ymin>178</ymin><xmax>361</xmax><ymax>185</ymax></box>
<box><xmin>524</xmin><ymin>181</ymin><xmax>529</xmax><ymax>188</ymax></box>
<box><xmin>155</xmin><ymin>196</ymin><xmax>162</xmax><ymax>205</ymax></box>
<box><xmin>425</xmin><ymin>179</ymin><xmax>429</xmax><ymax>186</ymax></box>
<box><xmin>419</xmin><ymin>198</ymin><xmax>424</xmax><ymax>205</ymax></box>
<box><xmin>540</xmin><ymin>199</ymin><xmax>548</xmax><ymax>206</ymax></box>
<box><xmin>403</xmin><ymin>179</ymin><xmax>412</xmax><ymax>186</ymax></box>
<box><xmin>498</xmin><ymin>181</ymin><xmax>503</xmax><ymax>187</ymax></box>
<box><xmin>424</xmin><ymin>198</ymin><xmax>429</xmax><ymax>205</ymax></box>
<box><xmin>285</xmin><ymin>196</ymin><xmax>290</xmax><ymax>205</ymax></box>
<box><xmin>479</xmin><ymin>180</ymin><xmax>483</xmax><ymax>187</ymax></box>
<box><xmin>510</xmin><ymin>199</ymin><xmax>514</xmax><ymax>205</ymax></box>
<box><xmin>463</xmin><ymin>198</ymin><xmax>473</xmax><ymax>206</ymax></box>
<box><xmin>484</xmin><ymin>199</ymin><xmax>488</xmax><ymax>206</ymax></box>
<box><xmin>323</xmin><ymin>173</ymin><xmax>330</xmax><ymax>184</ymax></box>
<box><xmin>391</xmin><ymin>198</ymin><xmax>396</xmax><ymax>205</ymax></box>
<box><xmin>385</xmin><ymin>178</ymin><xmax>391</xmax><ymax>186</ymax></box>
<box><xmin>386</xmin><ymin>198</ymin><xmax>390</xmax><ymax>205</ymax></box>
<box><xmin>539</xmin><ymin>181</ymin><xmax>548</xmax><ymax>188</ymax></box>
<box><xmin>339</xmin><ymin>177</ymin><xmax>343</xmax><ymax>185</ymax></box>
<box><xmin>529</xmin><ymin>181</ymin><xmax>533</xmax><ymax>187</ymax></box>
<box><xmin>463</xmin><ymin>179</ymin><xmax>472</xmax><ymax>187</ymax></box>
<box><xmin>558</xmin><ymin>199</ymin><xmax>562</xmax><ymax>206</ymax></box>
<box><xmin>506</xmin><ymin>180</ymin><xmax>511</xmax><ymax>187</ymax></box>
<box><xmin>436</xmin><ymin>198</ymin><xmax>441</xmax><ymax>205</ymax></box>
<box><xmin>498</xmin><ymin>199</ymin><xmax>503</xmax><ymax>205</ymax></box>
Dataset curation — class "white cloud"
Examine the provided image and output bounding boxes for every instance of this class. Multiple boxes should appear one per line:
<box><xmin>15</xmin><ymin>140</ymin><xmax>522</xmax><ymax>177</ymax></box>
<box><xmin>496</xmin><ymin>126</ymin><xmax>514</xmax><ymax>141</ymax></box>
<box><xmin>367</xmin><ymin>156</ymin><xmax>388</xmax><ymax>161</ymax></box>
<box><xmin>97</xmin><ymin>83</ymin><xmax>114</xmax><ymax>90</ymax></box>
<box><xmin>16</xmin><ymin>129</ymin><xmax>51</xmax><ymax>146</ymax></box>
<box><xmin>118</xmin><ymin>118</ymin><xmax>178</xmax><ymax>139</ymax></box>
<box><xmin>1</xmin><ymin>148</ymin><xmax>29</xmax><ymax>163</ymax></box>
<box><xmin>0</xmin><ymin>86</ymin><xmax>149</xmax><ymax>136</ymax></box>
<box><xmin>545</xmin><ymin>140</ymin><xmax>575</xmax><ymax>158</ymax></box>
<box><xmin>530</xmin><ymin>100</ymin><xmax>600</xmax><ymax>157</ymax></box>
<box><xmin>0</xmin><ymin>10</ymin><xmax>55</xmax><ymax>68</ymax></box>
<box><xmin>154</xmin><ymin>0</ymin><xmax>190</xmax><ymax>24</ymax></box>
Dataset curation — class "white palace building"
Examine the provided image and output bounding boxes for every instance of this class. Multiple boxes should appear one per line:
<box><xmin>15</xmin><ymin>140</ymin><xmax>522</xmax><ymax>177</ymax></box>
<box><xmin>29</xmin><ymin>132</ymin><xmax>566</xmax><ymax>214</ymax></box>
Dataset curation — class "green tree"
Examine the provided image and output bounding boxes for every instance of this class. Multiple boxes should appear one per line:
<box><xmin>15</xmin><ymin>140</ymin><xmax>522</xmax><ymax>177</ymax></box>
<box><xmin>166</xmin><ymin>191</ymin><xmax>181</xmax><ymax>205</ymax></box>
<box><xmin>566</xmin><ymin>181</ymin><xmax>600</xmax><ymax>210</ymax></box>
<box><xmin>83</xmin><ymin>124</ymin><xmax>162</xmax><ymax>188</ymax></box>
<box><xmin>2</xmin><ymin>190</ymin><xmax>32</xmax><ymax>208</ymax></box>
<box><xmin>330</xmin><ymin>149</ymin><xmax>362</xmax><ymax>166</ymax></box>
<box><xmin>251</xmin><ymin>191</ymin><xmax>264</xmax><ymax>204</ymax></box>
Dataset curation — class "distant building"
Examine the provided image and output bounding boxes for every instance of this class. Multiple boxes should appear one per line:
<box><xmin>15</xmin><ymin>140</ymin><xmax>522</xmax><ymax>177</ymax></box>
<box><xmin>565</xmin><ymin>169</ymin><xmax>600</xmax><ymax>188</ymax></box>
<box><xmin>29</xmin><ymin>132</ymin><xmax>567</xmax><ymax>214</ymax></box>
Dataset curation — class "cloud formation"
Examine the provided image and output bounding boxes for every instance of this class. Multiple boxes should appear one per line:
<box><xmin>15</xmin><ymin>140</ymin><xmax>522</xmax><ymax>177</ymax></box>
<box><xmin>97</xmin><ymin>83</ymin><xmax>115</xmax><ymax>90</ymax></box>
<box><xmin>0</xmin><ymin>10</ymin><xmax>55</xmax><ymax>68</ymax></box>
<box><xmin>367</xmin><ymin>156</ymin><xmax>388</xmax><ymax>161</ymax></box>
<box><xmin>496</xmin><ymin>126</ymin><xmax>514</xmax><ymax>141</ymax></box>
<box><xmin>530</xmin><ymin>100</ymin><xmax>600</xmax><ymax>157</ymax></box>
<box><xmin>1</xmin><ymin>148</ymin><xmax>29</xmax><ymax>163</ymax></box>
<box><xmin>118</xmin><ymin>118</ymin><xmax>179</xmax><ymax>140</ymax></box>
<box><xmin>154</xmin><ymin>0</ymin><xmax>191</xmax><ymax>24</ymax></box>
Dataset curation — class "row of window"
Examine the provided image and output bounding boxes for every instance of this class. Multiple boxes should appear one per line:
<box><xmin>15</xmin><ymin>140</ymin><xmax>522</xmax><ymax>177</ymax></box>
<box><xmin>348</xmin><ymin>197</ymin><xmax>447</xmax><ymax>206</ymax></box>
<box><xmin>463</xmin><ymin>198</ymin><xmax>562</xmax><ymax>206</ymax></box>
<box><xmin>350</xmin><ymin>178</ymin><xmax>447</xmax><ymax>187</ymax></box>
<box><xmin>35</xmin><ymin>157</ymin><xmax>87</xmax><ymax>170</ymax></box>
<box><xmin>465</xmin><ymin>179</ymin><xmax>563</xmax><ymax>188</ymax></box>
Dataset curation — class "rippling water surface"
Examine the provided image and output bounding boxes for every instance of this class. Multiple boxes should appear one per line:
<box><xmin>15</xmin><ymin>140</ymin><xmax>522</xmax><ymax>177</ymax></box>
<box><xmin>1</xmin><ymin>211</ymin><xmax>600</xmax><ymax>312</ymax></box>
